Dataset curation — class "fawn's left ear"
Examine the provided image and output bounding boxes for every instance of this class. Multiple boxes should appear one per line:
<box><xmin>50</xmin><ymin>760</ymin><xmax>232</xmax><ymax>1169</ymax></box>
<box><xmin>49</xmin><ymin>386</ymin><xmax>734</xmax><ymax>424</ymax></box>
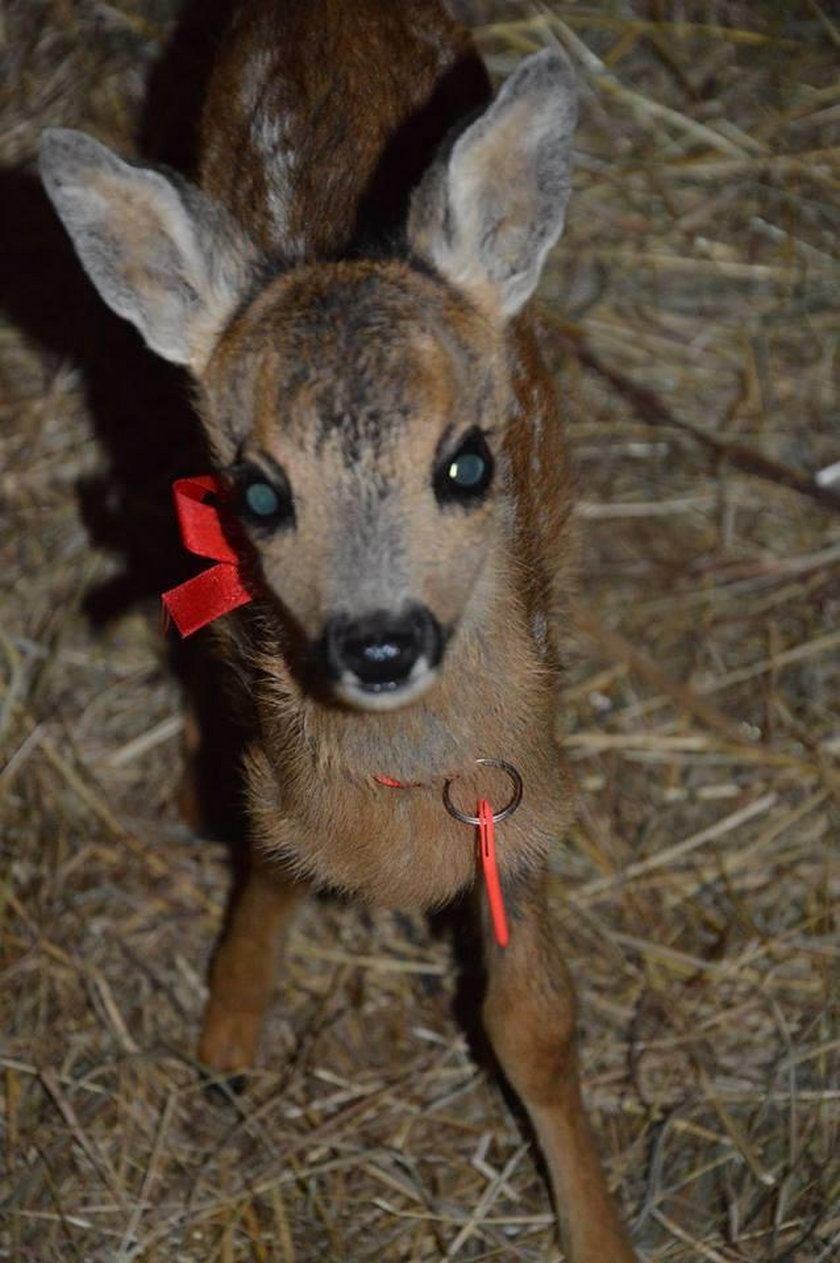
<box><xmin>39</xmin><ymin>129</ymin><xmax>259</xmax><ymax>372</ymax></box>
<box><xmin>408</xmin><ymin>49</ymin><xmax>577</xmax><ymax>321</ymax></box>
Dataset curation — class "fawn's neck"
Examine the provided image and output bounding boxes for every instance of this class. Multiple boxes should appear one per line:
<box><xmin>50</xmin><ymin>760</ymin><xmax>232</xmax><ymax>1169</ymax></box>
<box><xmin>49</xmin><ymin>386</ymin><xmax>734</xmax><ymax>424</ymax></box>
<box><xmin>286</xmin><ymin>545</ymin><xmax>551</xmax><ymax>786</ymax></box>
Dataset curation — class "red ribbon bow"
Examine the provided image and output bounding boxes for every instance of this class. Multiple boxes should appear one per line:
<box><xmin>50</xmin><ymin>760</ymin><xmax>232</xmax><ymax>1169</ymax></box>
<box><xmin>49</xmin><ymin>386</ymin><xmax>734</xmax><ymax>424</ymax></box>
<box><xmin>161</xmin><ymin>475</ymin><xmax>253</xmax><ymax>637</ymax></box>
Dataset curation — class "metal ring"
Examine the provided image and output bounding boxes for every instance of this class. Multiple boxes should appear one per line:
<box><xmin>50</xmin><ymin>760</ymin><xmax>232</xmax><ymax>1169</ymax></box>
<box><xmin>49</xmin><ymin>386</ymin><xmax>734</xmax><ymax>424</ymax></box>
<box><xmin>442</xmin><ymin>758</ymin><xmax>524</xmax><ymax>826</ymax></box>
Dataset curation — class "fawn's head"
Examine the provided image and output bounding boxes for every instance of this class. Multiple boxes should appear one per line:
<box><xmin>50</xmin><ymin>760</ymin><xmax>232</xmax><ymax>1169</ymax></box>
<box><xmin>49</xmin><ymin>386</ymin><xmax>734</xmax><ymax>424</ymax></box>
<box><xmin>40</xmin><ymin>51</ymin><xmax>576</xmax><ymax>710</ymax></box>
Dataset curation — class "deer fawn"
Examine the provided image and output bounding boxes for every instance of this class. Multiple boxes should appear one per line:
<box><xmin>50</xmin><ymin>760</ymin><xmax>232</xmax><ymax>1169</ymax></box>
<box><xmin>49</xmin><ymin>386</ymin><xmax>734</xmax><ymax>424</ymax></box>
<box><xmin>40</xmin><ymin>1</ymin><xmax>635</xmax><ymax>1257</ymax></box>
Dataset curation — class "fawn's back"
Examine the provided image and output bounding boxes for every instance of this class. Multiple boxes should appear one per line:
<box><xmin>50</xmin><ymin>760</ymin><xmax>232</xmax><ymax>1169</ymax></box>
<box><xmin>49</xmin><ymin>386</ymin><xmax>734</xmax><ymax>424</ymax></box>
<box><xmin>200</xmin><ymin>0</ymin><xmax>490</xmax><ymax>256</ymax></box>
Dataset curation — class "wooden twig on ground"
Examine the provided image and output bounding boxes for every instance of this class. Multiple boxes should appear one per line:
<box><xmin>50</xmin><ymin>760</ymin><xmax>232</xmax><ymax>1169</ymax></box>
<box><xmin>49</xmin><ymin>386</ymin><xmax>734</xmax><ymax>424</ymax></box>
<box><xmin>553</xmin><ymin>321</ymin><xmax>840</xmax><ymax>516</ymax></box>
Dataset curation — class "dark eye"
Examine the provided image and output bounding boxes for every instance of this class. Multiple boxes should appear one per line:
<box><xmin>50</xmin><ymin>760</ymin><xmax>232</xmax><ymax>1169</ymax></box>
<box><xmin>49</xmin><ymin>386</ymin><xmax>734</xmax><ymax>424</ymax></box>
<box><xmin>230</xmin><ymin>460</ymin><xmax>295</xmax><ymax>531</ymax></box>
<box><xmin>434</xmin><ymin>429</ymin><xmax>494</xmax><ymax>506</ymax></box>
<box><xmin>245</xmin><ymin>481</ymin><xmax>280</xmax><ymax>517</ymax></box>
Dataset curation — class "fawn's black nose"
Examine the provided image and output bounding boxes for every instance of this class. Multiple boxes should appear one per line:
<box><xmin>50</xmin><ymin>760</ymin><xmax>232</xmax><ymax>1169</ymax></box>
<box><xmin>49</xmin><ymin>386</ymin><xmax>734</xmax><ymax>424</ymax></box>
<box><xmin>322</xmin><ymin>606</ymin><xmax>443</xmax><ymax>695</ymax></box>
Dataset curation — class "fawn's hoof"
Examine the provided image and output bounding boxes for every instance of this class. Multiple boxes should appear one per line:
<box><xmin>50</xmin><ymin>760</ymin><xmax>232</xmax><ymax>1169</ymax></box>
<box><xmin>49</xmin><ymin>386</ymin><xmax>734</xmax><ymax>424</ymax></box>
<box><xmin>199</xmin><ymin>1002</ymin><xmax>261</xmax><ymax>1075</ymax></box>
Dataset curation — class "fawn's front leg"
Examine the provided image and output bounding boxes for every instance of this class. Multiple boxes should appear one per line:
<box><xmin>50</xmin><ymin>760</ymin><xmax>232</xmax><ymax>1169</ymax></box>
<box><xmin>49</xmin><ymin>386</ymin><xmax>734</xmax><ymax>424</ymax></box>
<box><xmin>199</xmin><ymin>861</ymin><xmax>304</xmax><ymax>1073</ymax></box>
<box><xmin>481</xmin><ymin>867</ymin><xmax>636</xmax><ymax>1263</ymax></box>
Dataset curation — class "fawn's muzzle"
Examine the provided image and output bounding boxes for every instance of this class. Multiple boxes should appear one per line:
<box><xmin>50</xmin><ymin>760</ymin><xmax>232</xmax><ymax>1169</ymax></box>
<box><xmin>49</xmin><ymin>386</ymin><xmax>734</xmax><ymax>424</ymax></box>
<box><xmin>321</xmin><ymin>606</ymin><xmax>443</xmax><ymax>709</ymax></box>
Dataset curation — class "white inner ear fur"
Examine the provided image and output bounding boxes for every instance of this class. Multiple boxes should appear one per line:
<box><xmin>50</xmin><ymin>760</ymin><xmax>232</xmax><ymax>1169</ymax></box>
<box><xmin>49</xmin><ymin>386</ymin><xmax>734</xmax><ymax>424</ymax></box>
<box><xmin>408</xmin><ymin>49</ymin><xmax>578</xmax><ymax>322</ymax></box>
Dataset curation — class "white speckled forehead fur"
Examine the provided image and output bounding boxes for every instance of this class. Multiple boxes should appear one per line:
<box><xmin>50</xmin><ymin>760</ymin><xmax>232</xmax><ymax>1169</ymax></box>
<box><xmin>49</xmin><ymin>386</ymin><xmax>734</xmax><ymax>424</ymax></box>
<box><xmin>200</xmin><ymin>258</ymin><xmax>503</xmax><ymax>462</ymax></box>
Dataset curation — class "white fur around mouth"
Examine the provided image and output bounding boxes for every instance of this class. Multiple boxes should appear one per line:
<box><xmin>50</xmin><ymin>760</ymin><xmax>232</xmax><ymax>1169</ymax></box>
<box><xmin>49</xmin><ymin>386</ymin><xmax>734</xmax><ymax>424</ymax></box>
<box><xmin>334</xmin><ymin>657</ymin><xmax>438</xmax><ymax>711</ymax></box>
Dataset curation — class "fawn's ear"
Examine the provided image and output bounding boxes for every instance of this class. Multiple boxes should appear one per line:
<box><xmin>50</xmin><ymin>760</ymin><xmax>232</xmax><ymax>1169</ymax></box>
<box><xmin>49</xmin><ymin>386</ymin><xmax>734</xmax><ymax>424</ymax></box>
<box><xmin>39</xmin><ymin>129</ymin><xmax>258</xmax><ymax>372</ymax></box>
<box><xmin>408</xmin><ymin>49</ymin><xmax>577</xmax><ymax>321</ymax></box>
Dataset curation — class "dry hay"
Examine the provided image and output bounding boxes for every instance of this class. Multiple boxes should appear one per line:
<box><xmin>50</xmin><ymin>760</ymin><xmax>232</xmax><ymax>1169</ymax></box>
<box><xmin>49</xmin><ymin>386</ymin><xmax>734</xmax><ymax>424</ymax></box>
<box><xmin>1</xmin><ymin>2</ymin><xmax>838</xmax><ymax>1261</ymax></box>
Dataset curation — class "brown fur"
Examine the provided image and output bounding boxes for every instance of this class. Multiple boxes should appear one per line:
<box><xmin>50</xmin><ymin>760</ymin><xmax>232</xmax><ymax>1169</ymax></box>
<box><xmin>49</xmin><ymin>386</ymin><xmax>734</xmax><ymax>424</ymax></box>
<box><xmin>40</xmin><ymin>2</ymin><xmax>635</xmax><ymax>1257</ymax></box>
<box><xmin>200</xmin><ymin>0</ymin><xmax>486</xmax><ymax>257</ymax></box>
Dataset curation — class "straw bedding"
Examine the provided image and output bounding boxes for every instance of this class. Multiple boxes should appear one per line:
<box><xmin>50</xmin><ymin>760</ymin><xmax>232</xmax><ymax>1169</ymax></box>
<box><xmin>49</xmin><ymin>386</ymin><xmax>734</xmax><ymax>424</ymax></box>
<box><xmin>1</xmin><ymin>2</ymin><xmax>838</xmax><ymax>1259</ymax></box>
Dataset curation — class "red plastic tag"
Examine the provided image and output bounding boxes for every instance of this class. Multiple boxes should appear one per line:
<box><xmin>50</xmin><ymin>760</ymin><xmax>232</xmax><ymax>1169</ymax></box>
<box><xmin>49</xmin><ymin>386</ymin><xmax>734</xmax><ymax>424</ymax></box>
<box><xmin>161</xmin><ymin>475</ymin><xmax>253</xmax><ymax>637</ymax></box>
<box><xmin>478</xmin><ymin>799</ymin><xmax>509</xmax><ymax>948</ymax></box>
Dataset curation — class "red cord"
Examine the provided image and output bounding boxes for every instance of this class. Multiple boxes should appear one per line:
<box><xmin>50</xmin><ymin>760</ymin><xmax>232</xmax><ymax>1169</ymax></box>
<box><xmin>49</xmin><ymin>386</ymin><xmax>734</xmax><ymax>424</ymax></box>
<box><xmin>478</xmin><ymin>799</ymin><xmax>509</xmax><ymax>948</ymax></box>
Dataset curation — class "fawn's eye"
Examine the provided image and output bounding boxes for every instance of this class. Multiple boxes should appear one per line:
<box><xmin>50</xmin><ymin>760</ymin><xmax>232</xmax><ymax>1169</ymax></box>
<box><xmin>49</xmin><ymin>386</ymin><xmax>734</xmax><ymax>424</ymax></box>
<box><xmin>434</xmin><ymin>429</ymin><xmax>494</xmax><ymax>507</ymax></box>
<box><xmin>245</xmin><ymin>481</ymin><xmax>279</xmax><ymax>516</ymax></box>
<box><xmin>231</xmin><ymin>460</ymin><xmax>295</xmax><ymax>531</ymax></box>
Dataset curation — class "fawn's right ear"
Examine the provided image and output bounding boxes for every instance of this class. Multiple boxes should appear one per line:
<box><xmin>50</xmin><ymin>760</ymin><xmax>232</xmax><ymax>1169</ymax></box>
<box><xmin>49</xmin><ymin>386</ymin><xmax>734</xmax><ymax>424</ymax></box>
<box><xmin>39</xmin><ymin>129</ymin><xmax>258</xmax><ymax>372</ymax></box>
